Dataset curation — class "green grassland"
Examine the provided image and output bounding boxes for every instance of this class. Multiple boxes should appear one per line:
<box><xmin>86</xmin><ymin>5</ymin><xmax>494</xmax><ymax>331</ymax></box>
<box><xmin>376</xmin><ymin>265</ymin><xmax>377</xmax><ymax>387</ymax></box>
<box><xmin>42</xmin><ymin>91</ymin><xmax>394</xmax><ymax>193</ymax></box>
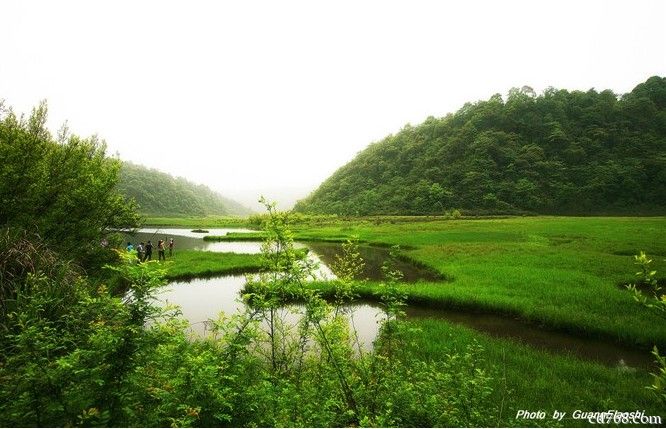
<box><xmin>144</xmin><ymin>216</ymin><xmax>251</xmax><ymax>228</ymax></box>
<box><xmin>400</xmin><ymin>319</ymin><xmax>663</xmax><ymax>426</ymax></box>
<box><xmin>166</xmin><ymin>216</ymin><xmax>666</xmax><ymax>348</ymax></box>
<box><xmin>156</xmin><ymin>215</ymin><xmax>666</xmax><ymax>424</ymax></box>
<box><xmin>163</xmin><ymin>250</ymin><xmax>263</xmax><ymax>280</ymax></box>
<box><xmin>295</xmin><ymin>216</ymin><xmax>666</xmax><ymax>349</ymax></box>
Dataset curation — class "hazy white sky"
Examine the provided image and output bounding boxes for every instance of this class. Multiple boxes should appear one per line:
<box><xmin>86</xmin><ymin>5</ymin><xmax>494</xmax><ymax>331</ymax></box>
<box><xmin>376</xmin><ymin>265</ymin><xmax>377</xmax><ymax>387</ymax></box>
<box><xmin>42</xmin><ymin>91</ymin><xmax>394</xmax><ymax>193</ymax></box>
<box><xmin>1</xmin><ymin>0</ymin><xmax>665</xmax><ymax>210</ymax></box>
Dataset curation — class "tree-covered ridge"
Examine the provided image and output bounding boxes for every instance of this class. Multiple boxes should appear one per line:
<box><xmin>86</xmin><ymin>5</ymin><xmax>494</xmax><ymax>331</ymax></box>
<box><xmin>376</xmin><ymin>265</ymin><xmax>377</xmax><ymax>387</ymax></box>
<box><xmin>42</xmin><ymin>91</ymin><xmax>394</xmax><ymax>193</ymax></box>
<box><xmin>295</xmin><ymin>76</ymin><xmax>666</xmax><ymax>215</ymax></box>
<box><xmin>118</xmin><ymin>162</ymin><xmax>252</xmax><ymax>216</ymax></box>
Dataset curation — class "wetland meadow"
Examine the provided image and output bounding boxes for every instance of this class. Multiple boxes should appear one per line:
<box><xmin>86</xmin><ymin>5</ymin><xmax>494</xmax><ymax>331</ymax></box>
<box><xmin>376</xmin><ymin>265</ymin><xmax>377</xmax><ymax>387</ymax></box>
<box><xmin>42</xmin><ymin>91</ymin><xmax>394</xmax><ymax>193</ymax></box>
<box><xmin>128</xmin><ymin>214</ymin><xmax>666</xmax><ymax>426</ymax></box>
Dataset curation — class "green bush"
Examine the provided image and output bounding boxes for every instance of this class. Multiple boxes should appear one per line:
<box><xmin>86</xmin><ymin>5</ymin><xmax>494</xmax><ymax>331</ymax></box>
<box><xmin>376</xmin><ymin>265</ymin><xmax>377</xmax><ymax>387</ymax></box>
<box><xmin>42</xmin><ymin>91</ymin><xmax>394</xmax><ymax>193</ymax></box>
<box><xmin>0</xmin><ymin>102</ymin><xmax>140</xmax><ymax>269</ymax></box>
<box><xmin>0</xmin><ymin>202</ymin><xmax>495</xmax><ymax>427</ymax></box>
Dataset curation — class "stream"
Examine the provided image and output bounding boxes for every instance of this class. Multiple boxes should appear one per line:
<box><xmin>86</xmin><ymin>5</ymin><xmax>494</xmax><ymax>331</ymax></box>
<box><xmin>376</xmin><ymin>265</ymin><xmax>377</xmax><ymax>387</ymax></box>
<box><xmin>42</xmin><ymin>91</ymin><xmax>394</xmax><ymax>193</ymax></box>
<box><xmin>129</xmin><ymin>228</ymin><xmax>654</xmax><ymax>369</ymax></box>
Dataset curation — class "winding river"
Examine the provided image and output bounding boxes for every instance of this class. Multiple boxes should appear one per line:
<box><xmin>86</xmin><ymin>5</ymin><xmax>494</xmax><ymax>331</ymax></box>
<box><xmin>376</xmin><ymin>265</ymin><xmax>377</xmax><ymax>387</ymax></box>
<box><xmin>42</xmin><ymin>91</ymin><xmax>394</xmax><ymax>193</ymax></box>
<box><xmin>126</xmin><ymin>228</ymin><xmax>654</xmax><ymax>369</ymax></box>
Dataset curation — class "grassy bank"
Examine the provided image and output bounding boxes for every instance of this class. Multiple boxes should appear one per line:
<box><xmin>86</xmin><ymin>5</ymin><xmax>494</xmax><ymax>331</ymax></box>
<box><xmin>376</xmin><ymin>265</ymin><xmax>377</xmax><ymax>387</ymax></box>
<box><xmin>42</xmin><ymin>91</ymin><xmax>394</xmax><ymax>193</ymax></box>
<box><xmin>154</xmin><ymin>215</ymin><xmax>666</xmax><ymax>425</ymax></box>
<box><xmin>204</xmin><ymin>232</ymin><xmax>358</xmax><ymax>243</ymax></box>
<box><xmin>163</xmin><ymin>250</ymin><xmax>263</xmax><ymax>280</ymax></box>
<box><xmin>162</xmin><ymin>216</ymin><xmax>666</xmax><ymax>350</ymax></box>
<box><xmin>203</xmin><ymin>232</ymin><xmax>267</xmax><ymax>241</ymax></box>
<box><xmin>287</xmin><ymin>217</ymin><xmax>666</xmax><ymax>349</ymax></box>
<box><xmin>400</xmin><ymin>318</ymin><xmax>663</xmax><ymax>427</ymax></box>
<box><xmin>143</xmin><ymin>216</ymin><xmax>251</xmax><ymax>228</ymax></box>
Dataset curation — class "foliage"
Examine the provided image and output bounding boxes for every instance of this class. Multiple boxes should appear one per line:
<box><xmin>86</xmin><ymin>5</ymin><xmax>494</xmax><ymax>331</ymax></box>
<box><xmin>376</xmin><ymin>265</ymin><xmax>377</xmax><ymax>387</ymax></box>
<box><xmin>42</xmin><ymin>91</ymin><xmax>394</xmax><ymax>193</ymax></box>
<box><xmin>375</xmin><ymin>245</ymin><xmax>407</xmax><ymax>358</ymax></box>
<box><xmin>0</xmin><ymin>234</ymin><xmax>168</xmax><ymax>426</ymax></box>
<box><xmin>446</xmin><ymin>208</ymin><xmax>463</xmax><ymax>219</ymax></box>
<box><xmin>143</xmin><ymin>215</ymin><xmax>251</xmax><ymax>228</ymax></box>
<box><xmin>118</xmin><ymin>161</ymin><xmax>252</xmax><ymax>217</ymax></box>
<box><xmin>627</xmin><ymin>251</ymin><xmax>666</xmax><ymax>405</ymax></box>
<box><xmin>295</xmin><ymin>76</ymin><xmax>666</xmax><ymax>215</ymax></box>
<box><xmin>0</xmin><ymin>102</ymin><xmax>140</xmax><ymax>267</ymax></box>
<box><xmin>0</xmin><ymin>228</ymin><xmax>84</xmax><ymax>353</ymax></box>
<box><xmin>330</xmin><ymin>238</ymin><xmax>364</xmax><ymax>309</ymax></box>
<box><xmin>627</xmin><ymin>251</ymin><xmax>664</xmax><ymax>314</ymax></box>
<box><xmin>240</xmin><ymin>197</ymin><xmax>496</xmax><ymax>426</ymax></box>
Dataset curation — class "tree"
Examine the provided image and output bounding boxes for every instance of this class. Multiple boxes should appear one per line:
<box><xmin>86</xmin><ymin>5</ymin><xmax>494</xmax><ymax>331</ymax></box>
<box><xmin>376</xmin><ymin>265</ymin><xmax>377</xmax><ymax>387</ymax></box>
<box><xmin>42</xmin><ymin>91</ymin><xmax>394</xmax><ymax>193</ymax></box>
<box><xmin>296</xmin><ymin>76</ymin><xmax>666</xmax><ymax>216</ymax></box>
<box><xmin>0</xmin><ymin>101</ymin><xmax>140</xmax><ymax>267</ymax></box>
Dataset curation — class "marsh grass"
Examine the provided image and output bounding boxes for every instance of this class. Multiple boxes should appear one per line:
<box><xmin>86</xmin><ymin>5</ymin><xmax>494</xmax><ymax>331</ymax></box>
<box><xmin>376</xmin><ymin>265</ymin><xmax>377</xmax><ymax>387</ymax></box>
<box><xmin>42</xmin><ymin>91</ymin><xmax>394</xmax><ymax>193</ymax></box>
<box><xmin>277</xmin><ymin>217</ymin><xmax>666</xmax><ymax>349</ymax></box>
<box><xmin>144</xmin><ymin>216</ymin><xmax>250</xmax><ymax>228</ymax></box>
<box><xmin>173</xmin><ymin>217</ymin><xmax>666</xmax><ymax>347</ymax></box>
<box><xmin>164</xmin><ymin>250</ymin><xmax>263</xmax><ymax>280</ymax></box>
<box><xmin>401</xmin><ymin>319</ymin><xmax>663</xmax><ymax>427</ymax></box>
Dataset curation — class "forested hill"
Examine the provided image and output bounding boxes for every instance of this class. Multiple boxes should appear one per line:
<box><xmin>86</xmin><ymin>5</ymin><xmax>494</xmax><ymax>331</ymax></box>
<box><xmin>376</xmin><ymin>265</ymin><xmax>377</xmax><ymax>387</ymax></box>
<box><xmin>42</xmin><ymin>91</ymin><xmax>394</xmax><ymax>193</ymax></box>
<box><xmin>295</xmin><ymin>76</ymin><xmax>666</xmax><ymax>216</ymax></box>
<box><xmin>118</xmin><ymin>162</ymin><xmax>252</xmax><ymax>216</ymax></box>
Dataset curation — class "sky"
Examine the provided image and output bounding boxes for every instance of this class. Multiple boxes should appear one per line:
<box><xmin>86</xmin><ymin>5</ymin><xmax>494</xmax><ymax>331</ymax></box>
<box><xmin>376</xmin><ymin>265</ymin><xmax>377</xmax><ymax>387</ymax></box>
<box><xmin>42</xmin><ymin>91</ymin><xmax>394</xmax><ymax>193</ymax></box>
<box><xmin>1</xmin><ymin>0</ymin><xmax>665</xmax><ymax>211</ymax></box>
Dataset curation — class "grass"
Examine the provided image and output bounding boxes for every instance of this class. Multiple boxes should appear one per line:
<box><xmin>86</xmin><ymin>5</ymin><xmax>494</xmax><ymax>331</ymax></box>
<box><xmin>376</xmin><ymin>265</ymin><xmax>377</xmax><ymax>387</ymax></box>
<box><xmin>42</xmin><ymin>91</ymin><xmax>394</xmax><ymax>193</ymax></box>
<box><xmin>400</xmin><ymin>318</ymin><xmax>663</xmax><ymax>427</ymax></box>
<box><xmin>162</xmin><ymin>250</ymin><xmax>263</xmax><ymax>280</ymax></box>
<box><xmin>154</xmin><ymin>215</ymin><xmax>666</xmax><ymax>425</ymax></box>
<box><xmin>284</xmin><ymin>217</ymin><xmax>666</xmax><ymax>349</ymax></box>
<box><xmin>203</xmin><ymin>232</ymin><xmax>267</xmax><ymax>241</ymax></box>
<box><xmin>154</xmin><ymin>216</ymin><xmax>666</xmax><ymax>348</ymax></box>
<box><xmin>165</xmin><ymin>216</ymin><xmax>666</xmax><ymax>348</ymax></box>
<box><xmin>203</xmin><ymin>232</ymin><xmax>357</xmax><ymax>243</ymax></box>
<box><xmin>143</xmin><ymin>216</ymin><xmax>251</xmax><ymax>228</ymax></box>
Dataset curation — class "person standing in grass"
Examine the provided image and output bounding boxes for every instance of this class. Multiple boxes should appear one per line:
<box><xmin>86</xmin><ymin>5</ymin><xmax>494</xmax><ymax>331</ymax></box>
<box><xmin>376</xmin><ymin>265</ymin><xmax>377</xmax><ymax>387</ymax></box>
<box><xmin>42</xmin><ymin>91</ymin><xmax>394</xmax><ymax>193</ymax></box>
<box><xmin>126</xmin><ymin>242</ymin><xmax>134</xmax><ymax>252</ymax></box>
<box><xmin>145</xmin><ymin>240</ymin><xmax>153</xmax><ymax>261</ymax></box>
<box><xmin>168</xmin><ymin>238</ymin><xmax>174</xmax><ymax>257</ymax></box>
<box><xmin>137</xmin><ymin>241</ymin><xmax>145</xmax><ymax>262</ymax></box>
<box><xmin>158</xmin><ymin>239</ymin><xmax>166</xmax><ymax>261</ymax></box>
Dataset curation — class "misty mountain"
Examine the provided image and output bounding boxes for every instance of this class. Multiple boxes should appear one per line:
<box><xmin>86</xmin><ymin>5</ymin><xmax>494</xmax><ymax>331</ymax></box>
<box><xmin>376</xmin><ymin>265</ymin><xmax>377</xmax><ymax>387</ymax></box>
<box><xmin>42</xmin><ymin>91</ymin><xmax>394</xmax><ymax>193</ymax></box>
<box><xmin>118</xmin><ymin>162</ymin><xmax>252</xmax><ymax>216</ymax></box>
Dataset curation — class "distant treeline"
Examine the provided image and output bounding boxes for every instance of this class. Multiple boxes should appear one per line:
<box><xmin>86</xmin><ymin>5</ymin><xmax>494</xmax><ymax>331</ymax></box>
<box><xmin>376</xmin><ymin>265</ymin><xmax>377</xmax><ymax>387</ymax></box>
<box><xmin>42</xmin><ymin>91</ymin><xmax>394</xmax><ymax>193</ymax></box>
<box><xmin>295</xmin><ymin>76</ymin><xmax>666</xmax><ymax>215</ymax></box>
<box><xmin>118</xmin><ymin>162</ymin><xmax>252</xmax><ymax>217</ymax></box>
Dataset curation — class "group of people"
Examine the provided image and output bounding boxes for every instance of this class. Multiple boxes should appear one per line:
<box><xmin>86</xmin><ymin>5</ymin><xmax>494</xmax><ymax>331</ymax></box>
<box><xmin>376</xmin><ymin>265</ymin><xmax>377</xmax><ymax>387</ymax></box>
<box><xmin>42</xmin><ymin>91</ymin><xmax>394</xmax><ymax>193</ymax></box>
<box><xmin>126</xmin><ymin>238</ymin><xmax>174</xmax><ymax>262</ymax></box>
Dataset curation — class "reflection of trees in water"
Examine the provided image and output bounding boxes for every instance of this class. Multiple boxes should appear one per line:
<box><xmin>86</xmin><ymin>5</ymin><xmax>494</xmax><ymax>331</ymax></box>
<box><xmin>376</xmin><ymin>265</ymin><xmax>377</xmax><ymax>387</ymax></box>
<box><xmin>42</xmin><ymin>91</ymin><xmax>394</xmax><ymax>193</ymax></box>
<box><xmin>306</xmin><ymin>243</ymin><xmax>440</xmax><ymax>282</ymax></box>
<box><xmin>123</xmin><ymin>232</ymin><xmax>439</xmax><ymax>282</ymax></box>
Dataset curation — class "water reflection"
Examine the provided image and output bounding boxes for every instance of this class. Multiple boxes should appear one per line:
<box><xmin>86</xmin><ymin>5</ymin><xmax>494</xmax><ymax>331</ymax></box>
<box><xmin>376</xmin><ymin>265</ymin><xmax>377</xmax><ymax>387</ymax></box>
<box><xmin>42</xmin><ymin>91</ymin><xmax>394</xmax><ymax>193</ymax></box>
<box><xmin>123</xmin><ymin>228</ymin><xmax>257</xmax><ymax>252</ymax></box>
<box><xmin>124</xmin><ymin>228</ymin><xmax>440</xmax><ymax>282</ymax></box>
<box><xmin>306</xmin><ymin>242</ymin><xmax>442</xmax><ymax>282</ymax></box>
<box><xmin>156</xmin><ymin>275</ymin><xmax>654</xmax><ymax>369</ymax></box>
<box><xmin>404</xmin><ymin>306</ymin><xmax>653</xmax><ymax>369</ymax></box>
<box><xmin>156</xmin><ymin>275</ymin><xmax>382</xmax><ymax>350</ymax></box>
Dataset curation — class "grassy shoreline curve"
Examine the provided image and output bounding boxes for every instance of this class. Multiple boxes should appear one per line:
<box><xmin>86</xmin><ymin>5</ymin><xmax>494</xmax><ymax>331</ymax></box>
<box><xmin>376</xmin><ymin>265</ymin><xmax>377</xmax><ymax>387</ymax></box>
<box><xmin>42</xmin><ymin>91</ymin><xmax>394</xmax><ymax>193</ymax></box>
<box><xmin>162</xmin><ymin>250</ymin><xmax>263</xmax><ymax>280</ymax></box>
<box><xmin>146</xmin><ymin>215</ymin><xmax>666</xmax><ymax>425</ymax></box>
<box><xmin>401</xmin><ymin>319</ymin><xmax>663</xmax><ymax>426</ymax></box>
<box><xmin>151</xmin><ymin>216</ymin><xmax>666</xmax><ymax>351</ymax></box>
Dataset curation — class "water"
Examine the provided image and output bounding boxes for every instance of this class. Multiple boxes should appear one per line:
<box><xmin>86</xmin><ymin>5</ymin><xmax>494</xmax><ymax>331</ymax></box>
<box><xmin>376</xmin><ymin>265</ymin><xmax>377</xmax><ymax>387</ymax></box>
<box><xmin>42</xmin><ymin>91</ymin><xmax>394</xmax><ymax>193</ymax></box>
<box><xmin>124</xmin><ymin>228</ymin><xmax>441</xmax><ymax>282</ymax></box>
<box><xmin>155</xmin><ymin>274</ymin><xmax>654</xmax><ymax>369</ymax></box>
<box><xmin>123</xmin><ymin>228</ymin><xmax>258</xmax><ymax>252</ymax></box>
<box><xmin>131</xmin><ymin>228</ymin><xmax>654</xmax><ymax>369</ymax></box>
<box><xmin>156</xmin><ymin>275</ymin><xmax>383</xmax><ymax>350</ymax></box>
<box><xmin>306</xmin><ymin>242</ymin><xmax>442</xmax><ymax>282</ymax></box>
<box><xmin>404</xmin><ymin>307</ymin><xmax>653</xmax><ymax>369</ymax></box>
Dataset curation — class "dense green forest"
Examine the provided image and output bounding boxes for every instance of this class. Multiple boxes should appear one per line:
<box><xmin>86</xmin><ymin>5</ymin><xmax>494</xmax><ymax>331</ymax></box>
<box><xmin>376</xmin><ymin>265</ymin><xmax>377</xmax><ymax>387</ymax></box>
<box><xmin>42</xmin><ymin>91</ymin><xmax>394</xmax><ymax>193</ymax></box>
<box><xmin>118</xmin><ymin>162</ymin><xmax>251</xmax><ymax>217</ymax></box>
<box><xmin>0</xmin><ymin>102</ymin><xmax>139</xmax><ymax>266</ymax></box>
<box><xmin>295</xmin><ymin>76</ymin><xmax>666</xmax><ymax>215</ymax></box>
